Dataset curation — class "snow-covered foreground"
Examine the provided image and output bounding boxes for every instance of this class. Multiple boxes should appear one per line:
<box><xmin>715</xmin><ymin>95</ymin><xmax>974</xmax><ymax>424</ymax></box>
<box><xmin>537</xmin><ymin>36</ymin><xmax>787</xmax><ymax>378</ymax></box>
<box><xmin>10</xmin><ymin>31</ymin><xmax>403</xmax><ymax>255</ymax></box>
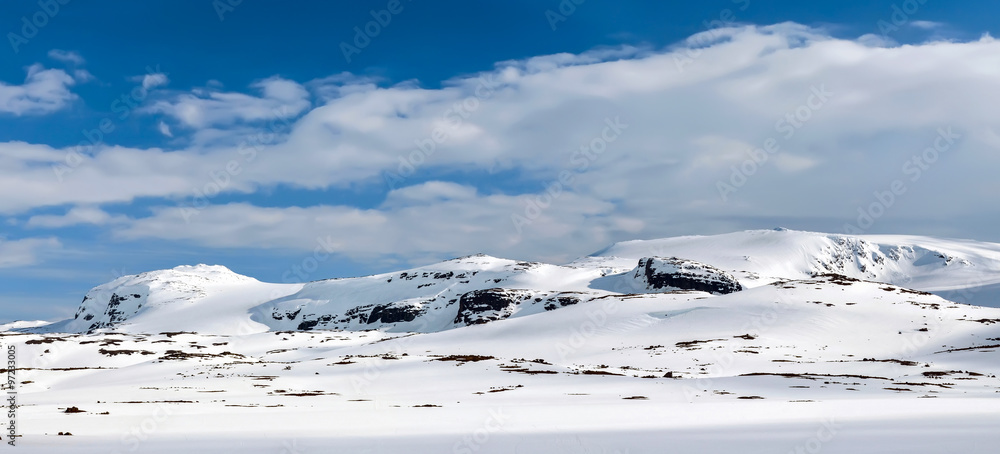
<box><xmin>4</xmin><ymin>230</ymin><xmax>1000</xmax><ymax>452</ymax></box>
<box><xmin>7</xmin><ymin>278</ymin><xmax>1000</xmax><ymax>452</ymax></box>
<box><xmin>14</xmin><ymin>407</ymin><xmax>1000</xmax><ymax>453</ymax></box>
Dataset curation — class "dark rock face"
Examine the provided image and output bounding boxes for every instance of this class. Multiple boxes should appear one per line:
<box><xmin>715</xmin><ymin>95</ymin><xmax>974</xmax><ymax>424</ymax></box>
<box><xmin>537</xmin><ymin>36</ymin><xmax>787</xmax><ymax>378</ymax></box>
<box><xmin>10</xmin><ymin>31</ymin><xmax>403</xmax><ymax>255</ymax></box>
<box><xmin>454</xmin><ymin>288</ymin><xmax>524</xmax><ymax>325</ymax></box>
<box><xmin>85</xmin><ymin>292</ymin><xmax>145</xmax><ymax>331</ymax></box>
<box><xmin>74</xmin><ymin>298</ymin><xmax>88</xmax><ymax>320</ymax></box>
<box><xmin>453</xmin><ymin>289</ymin><xmax>589</xmax><ymax>325</ymax></box>
<box><xmin>635</xmin><ymin>257</ymin><xmax>743</xmax><ymax>295</ymax></box>
<box><xmin>296</xmin><ymin>315</ymin><xmax>332</xmax><ymax>331</ymax></box>
<box><xmin>270</xmin><ymin>308</ymin><xmax>302</xmax><ymax>321</ymax></box>
<box><xmin>543</xmin><ymin>296</ymin><xmax>579</xmax><ymax>311</ymax></box>
<box><xmin>293</xmin><ymin>302</ymin><xmax>427</xmax><ymax>330</ymax></box>
<box><xmin>104</xmin><ymin>293</ymin><xmax>130</xmax><ymax>322</ymax></box>
<box><xmin>366</xmin><ymin>304</ymin><xmax>422</xmax><ymax>324</ymax></box>
<box><xmin>297</xmin><ymin>319</ymin><xmax>319</xmax><ymax>330</ymax></box>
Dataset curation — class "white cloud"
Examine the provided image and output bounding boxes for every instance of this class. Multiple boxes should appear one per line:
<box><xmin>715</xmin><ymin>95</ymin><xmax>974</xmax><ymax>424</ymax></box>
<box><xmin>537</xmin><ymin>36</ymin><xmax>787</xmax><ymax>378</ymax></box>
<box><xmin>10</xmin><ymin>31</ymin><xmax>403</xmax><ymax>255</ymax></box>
<box><xmin>2</xmin><ymin>24</ymin><xmax>1000</xmax><ymax>262</ymax></box>
<box><xmin>383</xmin><ymin>181</ymin><xmax>478</xmax><ymax>206</ymax></box>
<box><xmin>0</xmin><ymin>237</ymin><xmax>61</xmax><ymax>268</ymax></box>
<box><xmin>157</xmin><ymin>121</ymin><xmax>173</xmax><ymax>137</ymax></box>
<box><xmin>27</xmin><ymin>206</ymin><xmax>126</xmax><ymax>228</ymax></box>
<box><xmin>47</xmin><ymin>49</ymin><xmax>85</xmax><ymax>65</ymax></box>
<box><xmin>138</xmin><ymin>73</ymin><xmax>170</xmax><ymax>90</ymax></box>
<box><xmin>144</xmin><ymin>76</ymin><xmax>310</xmax><ymax>128</ymax></box>
<box><xmin>910</xmin><ymin>20</ymin><xmax>943</xmax><ymax>30</ymax></box>
<box><xmin>0</xmin><ymin>64</ymin><xmax>77</xmax><ymax>115</ymax></box>
<box><xmin>113</xmin><ymin>182</ymin><xmax>641</xmax><ymax>263</ymax></box>
<box><xmin>856</xmin><ymin>33</ymin><xmax>895</xmax><ymax>48</ymax></box>
<box><xmin>308</xmin><ymin>72</ymin><xmax>381</xmax><ymax>102</ymax></box>
<box><xmin>73</xmin><ymin>69</ymin><xmax>95</xmax><ymax>83</ymax></box>
<box><xmin>772</xmin><ymin>154</ymin><xmax>820</xmax><ymax>173</ymax></box>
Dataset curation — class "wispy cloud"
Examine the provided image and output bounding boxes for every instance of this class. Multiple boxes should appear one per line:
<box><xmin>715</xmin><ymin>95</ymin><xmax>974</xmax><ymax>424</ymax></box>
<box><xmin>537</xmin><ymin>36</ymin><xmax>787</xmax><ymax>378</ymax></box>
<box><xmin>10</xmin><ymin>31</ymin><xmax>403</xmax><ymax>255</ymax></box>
<box><xmin>112</xmin><ymin>184</ymin><xmax>635</xmax><ymax>263</ymax></box>
<box><xmin>27</xmin><ymin>206</ymin><xmax>127</xmax><ymax>229</ymax></box>
<box><xmin>157</xmin><ymin>120</ymin><xmax>173</xmax><ymax>137</ymax></box>
<box><xmin>143</xmin><ymin>76</ymin><xmax>310</xmax><ymax>128</ymax></box>
<box><xmin>47</xmin><ymin>49</ymin><xmax>85</xmax><ymax>65</ymax></box>
<box><xmin>0</xmin><ymin>237</ymin><xmax>62</xmax><ymax>268</ymax></box>
<box><xmin>132</xmin><ymin>72</ymin><xmax>170</xmax><ymax>90</ymax></box>
<box><xmin>73</xmin><ymin>69</ymin><xmax>95</xmax><ymax>83</ymax></box>
<box><xmin>0</xmin><ymin>64</ymin><xmax>77</xmax><ymax>115</ymax></box>
<box><xmin>2</xmin><ymin>24</ymin><xmax>999</xmax><ymax>264</ymax></box>
<box><xmin>910</xmin><ymin>20</ymin><xmax>943</xmax><ymax>30</ymax></box>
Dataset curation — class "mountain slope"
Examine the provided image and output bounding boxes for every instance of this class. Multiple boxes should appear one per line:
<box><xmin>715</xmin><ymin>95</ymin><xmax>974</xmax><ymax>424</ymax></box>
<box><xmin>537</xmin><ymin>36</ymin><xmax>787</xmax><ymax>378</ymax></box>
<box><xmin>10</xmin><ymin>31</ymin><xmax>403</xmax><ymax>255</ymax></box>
<box><xmin>62</xmin><ymin>265</ymin><xmax>302</xmax><ymax>335</ymax></box>
<box><xmin>586</xmin><ymin>229</ymin><xmax>1000</xmax><ymax>305</ymax></box>
<box><xmin>6</xmin><ymin>229</ymin><xmax>1000</xmax><ymax>452</ymax></box>
<box><xmin>5</xmin><ymin>272</ymin><xmax>1000</xmax><ymax>452</ymax></box>
<box><xmin>26</xmin><ymin>229</ymin><xmax>1000</xmax><ymax>335</ymax></box>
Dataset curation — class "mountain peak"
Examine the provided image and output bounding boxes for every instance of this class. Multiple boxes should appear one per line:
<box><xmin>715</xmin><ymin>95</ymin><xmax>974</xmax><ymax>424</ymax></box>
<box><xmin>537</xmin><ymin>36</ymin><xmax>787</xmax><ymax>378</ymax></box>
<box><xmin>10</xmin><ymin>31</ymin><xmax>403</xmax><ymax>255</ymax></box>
<box><xmin>30</xmin><ymin>230</ymin><xmax>1000</xmax><ymax>334</ymax></box>
<box><xmin>172</xmin><ymin>264</ymin><xmax>233</xmax><ymax>273</ymax></box>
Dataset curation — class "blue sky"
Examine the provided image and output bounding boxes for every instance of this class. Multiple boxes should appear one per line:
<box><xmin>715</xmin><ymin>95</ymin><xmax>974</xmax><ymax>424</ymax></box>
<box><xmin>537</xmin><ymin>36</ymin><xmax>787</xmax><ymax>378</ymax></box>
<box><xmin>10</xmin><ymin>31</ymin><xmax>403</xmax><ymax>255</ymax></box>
<box><xmin>1</xmin><ymin>0</ymin><xmax>999</xmax><ymax>322</ymax></box>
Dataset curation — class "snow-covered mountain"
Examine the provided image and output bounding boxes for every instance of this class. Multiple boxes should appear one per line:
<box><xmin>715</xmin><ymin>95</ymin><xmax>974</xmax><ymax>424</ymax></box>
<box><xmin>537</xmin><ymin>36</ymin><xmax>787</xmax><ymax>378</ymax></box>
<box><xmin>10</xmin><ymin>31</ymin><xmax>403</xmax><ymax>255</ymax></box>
<box><xmin>34</xmin><ymin>229</ymin><xmax>1000</xmax><ymax>335</ymax></box>
<box><xmin>52</xmin><ymin>265</ymin><xmax>302</xmax><ymax>335</ymax></box>
<box><xmin>21</xmin><ymin>229</ymin><xmax>1000</xmax><ymax>334</ymax></box>
<box><xmin>585</xmin><ymin>228</ymin><xmax>1000</xmax><ymax>305</ymax></box>
<box><xmin>7</xmin><ymin>229</ymin><xmax>1000</xmax><ymax>452</ymax></box>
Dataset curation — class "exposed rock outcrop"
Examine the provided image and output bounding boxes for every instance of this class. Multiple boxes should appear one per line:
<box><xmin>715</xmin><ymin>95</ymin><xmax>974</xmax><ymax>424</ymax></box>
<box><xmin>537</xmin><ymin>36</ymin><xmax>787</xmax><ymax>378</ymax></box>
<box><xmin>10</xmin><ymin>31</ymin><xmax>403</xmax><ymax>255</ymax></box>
<box><xmin>453</xmin><ymin>289</ymin><xmax>589</xmax><ymax>326</ymax></box>
<box><xmin>632</xmin><ymin>257</ymin><xmax>743</xmax><ymax>295</ymax></box>
<box><xmin>454</xmin><ymin>288</ymin><xmax>531</xmax><ymax>325</ymax></box>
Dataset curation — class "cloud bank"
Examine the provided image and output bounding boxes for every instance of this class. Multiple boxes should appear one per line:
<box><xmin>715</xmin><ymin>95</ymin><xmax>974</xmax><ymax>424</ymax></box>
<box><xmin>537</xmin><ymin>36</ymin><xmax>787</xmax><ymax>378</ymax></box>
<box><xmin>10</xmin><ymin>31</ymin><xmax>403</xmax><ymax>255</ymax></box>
<box><xmin>6</xmin><ymin>23</ymin><xmax>1000</xmax><ymax>265</ymax></box>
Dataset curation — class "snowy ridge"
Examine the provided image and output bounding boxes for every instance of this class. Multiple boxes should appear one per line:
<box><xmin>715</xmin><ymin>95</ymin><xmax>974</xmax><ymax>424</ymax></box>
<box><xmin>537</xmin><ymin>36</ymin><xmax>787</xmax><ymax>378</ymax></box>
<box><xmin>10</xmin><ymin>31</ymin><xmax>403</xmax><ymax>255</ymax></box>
<box><xmin>588</xmin><ymin>229</ymin><xmax>1000</xmax><ymax>304</ymax></box>
<box><xmin>57</xmin><ymin>264</ymin><xmax>298</xmax><ymax>335</ymax></box>
<box><xmin>5</xmin><ymin>230</ymin><xmax>1000</xmax><ymax>452</ymax></box>
<box><xmin>5</xmin><ymin>268</ymin><xmax>1000</xmax><ymax>452</ymax></box>
<box><xmin>628</xmin><ymin>257</ymin><xmax>743</xmax><ymax>295</ymax></box>
<box><xmin>21</xmin><ymin>229</ymin><xmax>1000</xmax><ymax>335</ymax></box>
<box><xmin>251</xmin><ymin>255</ymin><xmax>612</xmax><ymax>333</ymax></box>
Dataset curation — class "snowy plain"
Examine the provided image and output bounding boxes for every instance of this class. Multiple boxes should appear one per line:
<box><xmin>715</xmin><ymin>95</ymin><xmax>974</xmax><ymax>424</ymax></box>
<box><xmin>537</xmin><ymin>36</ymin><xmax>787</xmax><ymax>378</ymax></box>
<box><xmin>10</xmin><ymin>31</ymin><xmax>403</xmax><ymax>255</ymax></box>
<box><xmin>3</xmin><ymin>229</ymin><xmax>1000</xmax><ymax>453</ymax></box>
